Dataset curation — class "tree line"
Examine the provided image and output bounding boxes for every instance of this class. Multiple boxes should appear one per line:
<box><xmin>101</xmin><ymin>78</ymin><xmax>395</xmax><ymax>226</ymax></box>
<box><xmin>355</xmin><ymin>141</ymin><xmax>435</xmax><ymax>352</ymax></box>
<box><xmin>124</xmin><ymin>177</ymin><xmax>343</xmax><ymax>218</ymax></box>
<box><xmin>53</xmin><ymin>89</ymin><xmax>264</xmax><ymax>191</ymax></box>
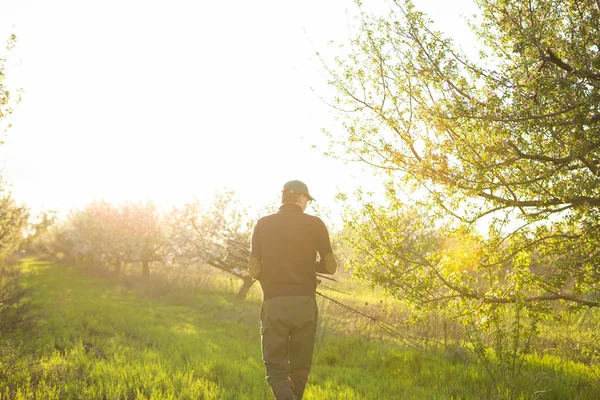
<box><xmin>22</xmin><ymin>191</ymin><xmax>266</xmax><ymax>299</ymax></box>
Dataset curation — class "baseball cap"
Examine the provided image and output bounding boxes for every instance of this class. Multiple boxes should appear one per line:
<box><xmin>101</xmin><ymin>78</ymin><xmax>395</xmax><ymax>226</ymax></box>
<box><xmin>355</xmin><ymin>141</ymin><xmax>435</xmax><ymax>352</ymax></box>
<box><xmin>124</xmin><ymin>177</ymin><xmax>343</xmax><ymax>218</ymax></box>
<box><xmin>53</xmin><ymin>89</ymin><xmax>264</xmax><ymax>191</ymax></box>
<box><xmin>283</xmin><ymin>180</ymin><xmax>315</xmax><ymax>201</ymax></box>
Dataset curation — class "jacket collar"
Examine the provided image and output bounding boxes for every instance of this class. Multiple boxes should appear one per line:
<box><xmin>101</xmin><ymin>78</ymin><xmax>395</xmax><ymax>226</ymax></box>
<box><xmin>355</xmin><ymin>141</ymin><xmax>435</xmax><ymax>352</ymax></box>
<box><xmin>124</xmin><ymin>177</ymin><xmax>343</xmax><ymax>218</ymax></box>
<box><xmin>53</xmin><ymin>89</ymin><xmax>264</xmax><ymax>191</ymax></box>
<box><xmin>278</xmin><ymin>203</ymin><xmax>303</xmax><ymax>213</ymax></box>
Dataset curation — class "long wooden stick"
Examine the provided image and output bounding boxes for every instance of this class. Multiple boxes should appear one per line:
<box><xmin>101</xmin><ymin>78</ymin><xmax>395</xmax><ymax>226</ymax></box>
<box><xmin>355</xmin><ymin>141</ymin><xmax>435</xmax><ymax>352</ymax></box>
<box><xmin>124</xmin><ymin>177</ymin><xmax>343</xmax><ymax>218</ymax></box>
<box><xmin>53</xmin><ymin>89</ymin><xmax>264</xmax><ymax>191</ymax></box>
<box><xmin>316</xmin><ymin>291</ymin><xmax>423</xmax><ymax>351</ymax></box>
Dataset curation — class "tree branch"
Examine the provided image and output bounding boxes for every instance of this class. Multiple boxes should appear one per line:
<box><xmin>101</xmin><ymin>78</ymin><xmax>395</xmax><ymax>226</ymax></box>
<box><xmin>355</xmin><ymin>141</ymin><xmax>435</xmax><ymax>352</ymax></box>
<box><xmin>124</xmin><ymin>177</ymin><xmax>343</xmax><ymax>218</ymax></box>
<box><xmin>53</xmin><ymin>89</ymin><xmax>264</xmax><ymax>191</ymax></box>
<box><xmin>506</xmin><ymin>140</ymin><xmax>573</xmax><ymax>165</ymax></box>
<box><xmin>482</xmin><ymin>294</ymin><xmax>599</xmax><ymax>307</ymax></box>
<box><xmin>545</xmin><ymin>48</ymin><xmax>600</xmax><ymax>81</ymax></box>
<box><xmin>477</xmin><ymin>191</ymin><xmax>600</xmax><ymax>208</ymax></box>
<box><xmin>431</xmin><ymin>261</ymin><xmax>599</xmax><ymax>307</ymax></box>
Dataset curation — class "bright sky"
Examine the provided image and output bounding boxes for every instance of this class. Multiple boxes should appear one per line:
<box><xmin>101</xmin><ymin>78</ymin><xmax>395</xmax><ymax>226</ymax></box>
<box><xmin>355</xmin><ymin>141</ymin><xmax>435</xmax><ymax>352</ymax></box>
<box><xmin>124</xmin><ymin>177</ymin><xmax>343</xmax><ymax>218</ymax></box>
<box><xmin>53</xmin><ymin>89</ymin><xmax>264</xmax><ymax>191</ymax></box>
<box><xmin>0</xmin><ymin>0</ymin><xmax>479</xmax><ymax>225</ymax></box>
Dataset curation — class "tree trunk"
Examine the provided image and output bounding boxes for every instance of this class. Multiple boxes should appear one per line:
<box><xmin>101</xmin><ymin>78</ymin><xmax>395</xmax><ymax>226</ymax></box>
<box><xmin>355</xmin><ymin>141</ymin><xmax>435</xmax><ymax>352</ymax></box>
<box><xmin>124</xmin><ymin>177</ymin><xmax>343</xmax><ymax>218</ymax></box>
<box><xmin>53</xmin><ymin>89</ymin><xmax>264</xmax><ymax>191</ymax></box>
<box><xmin>115</xmin><ymin>256</ymin><xmax>122</xmax><ymax>275</ymax></box>
<box><xmin>142</xmin><ymin>260</ymin><xmax>150</xmax><ymax>278</ymax></box>
<box><xmin>235</xmin><ymin>276</ymin><xmax>255</xmax><ymax>300</ymax></box>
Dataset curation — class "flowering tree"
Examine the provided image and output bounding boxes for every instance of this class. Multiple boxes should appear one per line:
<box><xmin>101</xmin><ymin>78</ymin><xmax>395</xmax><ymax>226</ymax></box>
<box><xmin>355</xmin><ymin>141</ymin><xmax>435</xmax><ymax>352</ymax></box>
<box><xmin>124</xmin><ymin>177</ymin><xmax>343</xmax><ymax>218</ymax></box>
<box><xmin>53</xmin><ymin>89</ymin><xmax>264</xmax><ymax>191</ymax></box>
<box><xmin>168</xmin><ymin>190</ymin><xmax>256</xmax><ymax>299</ymax></box>
<box><xmin>120</xmin><ymin>201</ymin><xmax>165</xmax><ymax>278</ymax></box>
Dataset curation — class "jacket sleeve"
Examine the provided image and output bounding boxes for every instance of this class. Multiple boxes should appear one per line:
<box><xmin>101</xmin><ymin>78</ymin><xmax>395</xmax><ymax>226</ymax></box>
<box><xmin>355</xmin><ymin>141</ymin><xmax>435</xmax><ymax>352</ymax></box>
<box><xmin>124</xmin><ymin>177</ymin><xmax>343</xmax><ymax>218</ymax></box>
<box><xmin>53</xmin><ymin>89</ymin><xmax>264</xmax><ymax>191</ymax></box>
<box><xmin>250</xmin><ymin>219</ymin><xmax>262</xmax><ymax>261</ymax></box>
<box><xmin>248</xmin><ymin>220</ymin><xmax>263</xmax><ymax>279</ymax></box>
<box><xmin>315</xmin><ymin>219</ymin><xmax>337</xmax><ymax>274</ymax></box>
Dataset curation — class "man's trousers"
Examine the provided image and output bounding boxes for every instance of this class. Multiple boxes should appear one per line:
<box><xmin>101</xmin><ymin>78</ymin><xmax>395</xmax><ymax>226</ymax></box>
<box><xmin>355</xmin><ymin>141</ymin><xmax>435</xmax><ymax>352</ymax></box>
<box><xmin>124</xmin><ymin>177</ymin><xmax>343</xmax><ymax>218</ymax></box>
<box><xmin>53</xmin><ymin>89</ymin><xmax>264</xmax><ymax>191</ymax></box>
<box><xmin>261</xmin><ymin>296</ymin><xmax>318</xmax><ymax>400</ymax></box>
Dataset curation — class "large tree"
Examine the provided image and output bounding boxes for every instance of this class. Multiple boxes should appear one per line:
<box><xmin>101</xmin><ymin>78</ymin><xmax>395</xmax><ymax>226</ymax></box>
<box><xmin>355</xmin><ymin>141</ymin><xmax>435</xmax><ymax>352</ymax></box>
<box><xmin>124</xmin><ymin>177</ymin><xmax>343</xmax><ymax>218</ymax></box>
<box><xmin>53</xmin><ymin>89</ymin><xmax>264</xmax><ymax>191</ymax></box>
<box><xmin>327</xmin><ymin>0</ymin><xmax>600</xmax><ymax>317</ymax></box>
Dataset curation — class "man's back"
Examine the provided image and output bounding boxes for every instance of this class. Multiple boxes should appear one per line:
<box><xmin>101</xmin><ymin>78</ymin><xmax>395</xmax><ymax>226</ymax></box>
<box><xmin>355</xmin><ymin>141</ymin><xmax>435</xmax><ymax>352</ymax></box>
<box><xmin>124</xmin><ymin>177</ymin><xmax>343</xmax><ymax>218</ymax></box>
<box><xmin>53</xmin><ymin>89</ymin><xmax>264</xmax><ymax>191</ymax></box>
<box><xmin>251</xmin><ymin>203</ymin><xmax>332</xmax><ymax>300</ymax></box>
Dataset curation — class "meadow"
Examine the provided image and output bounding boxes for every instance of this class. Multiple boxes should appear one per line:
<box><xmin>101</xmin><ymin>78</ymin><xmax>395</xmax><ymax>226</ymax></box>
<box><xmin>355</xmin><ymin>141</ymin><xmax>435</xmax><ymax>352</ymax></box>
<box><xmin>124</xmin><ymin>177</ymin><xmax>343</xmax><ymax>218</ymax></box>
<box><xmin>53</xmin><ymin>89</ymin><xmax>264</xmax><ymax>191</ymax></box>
<box><xmin>1</xmin><ymin>260</ymin><xmax>599</xmax><ymax>400</ymax></box>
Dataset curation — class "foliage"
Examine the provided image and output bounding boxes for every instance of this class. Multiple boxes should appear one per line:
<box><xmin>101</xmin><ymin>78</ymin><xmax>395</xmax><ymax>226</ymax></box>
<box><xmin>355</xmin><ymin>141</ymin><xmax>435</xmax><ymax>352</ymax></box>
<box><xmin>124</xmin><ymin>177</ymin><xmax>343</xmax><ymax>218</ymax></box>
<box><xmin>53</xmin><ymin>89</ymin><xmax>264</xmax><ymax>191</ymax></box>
<box><xmin>20</xmin><ymin>211</ymin><xmax>58</xmax><ymax>256</ymax></box>
<box><xmin>38</xmin><ymin>218</ymin><xmax>79</xmax><ymax>264</ymax></box>
<box><xmin>0</xmin><ymin>34</ymin><xmax>20</xmax><ymax>138</ymax></box>
<box><xmin>327</xmin><ymin>0</ymin><xmax>600</xmax><ymax>317</ymax></box>
<box><xmin>0</xmin><ymin>187</ymin><xmax>28</xmax><ymax>260</ymax></box>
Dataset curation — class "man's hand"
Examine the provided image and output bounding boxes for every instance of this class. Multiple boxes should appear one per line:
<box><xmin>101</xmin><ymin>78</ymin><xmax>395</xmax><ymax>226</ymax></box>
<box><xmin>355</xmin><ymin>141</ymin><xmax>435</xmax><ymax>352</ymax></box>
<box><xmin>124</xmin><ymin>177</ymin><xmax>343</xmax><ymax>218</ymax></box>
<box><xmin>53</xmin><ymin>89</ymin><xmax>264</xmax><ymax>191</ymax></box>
<box><xmin>248</xmin><ymin>257</ymin><xmax>262</xmax><ymax>280</ymax></box>
<box><xmin>315</xmin><ymin>253</ymin><xmax>337</xmax><ymax>275</ymax></box>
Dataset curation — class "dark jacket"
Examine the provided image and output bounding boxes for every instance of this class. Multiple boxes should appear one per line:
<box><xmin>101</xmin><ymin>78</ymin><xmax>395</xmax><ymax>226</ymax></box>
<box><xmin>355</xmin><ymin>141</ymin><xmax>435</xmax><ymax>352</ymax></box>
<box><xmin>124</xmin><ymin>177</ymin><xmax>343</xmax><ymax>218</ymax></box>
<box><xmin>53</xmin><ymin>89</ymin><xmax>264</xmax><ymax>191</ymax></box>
<box><xmin>251</xmin><ymin>204</ymin><xmax>333</xmax><ymax>300</ymax></box>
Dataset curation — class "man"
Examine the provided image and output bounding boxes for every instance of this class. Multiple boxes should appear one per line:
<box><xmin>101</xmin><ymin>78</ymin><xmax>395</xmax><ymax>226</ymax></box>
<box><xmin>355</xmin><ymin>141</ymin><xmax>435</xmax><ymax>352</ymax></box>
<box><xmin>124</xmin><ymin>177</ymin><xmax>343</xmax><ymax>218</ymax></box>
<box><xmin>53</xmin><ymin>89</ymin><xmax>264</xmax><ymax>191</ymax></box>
<box><xmin>248</xmin><ymin>180</ymin><xmax>337</xmax><ymax>400</ymax></box>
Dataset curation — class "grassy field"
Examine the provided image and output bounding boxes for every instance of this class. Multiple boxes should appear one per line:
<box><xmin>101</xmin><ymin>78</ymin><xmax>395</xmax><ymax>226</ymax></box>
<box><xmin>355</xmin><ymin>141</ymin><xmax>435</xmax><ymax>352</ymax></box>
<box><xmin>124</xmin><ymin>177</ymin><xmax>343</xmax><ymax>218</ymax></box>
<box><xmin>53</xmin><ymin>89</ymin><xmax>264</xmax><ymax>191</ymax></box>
<box><xmin>1</xmin><ymin>260</ymin><xmax>599</xmax><ymax>399</ymax></box>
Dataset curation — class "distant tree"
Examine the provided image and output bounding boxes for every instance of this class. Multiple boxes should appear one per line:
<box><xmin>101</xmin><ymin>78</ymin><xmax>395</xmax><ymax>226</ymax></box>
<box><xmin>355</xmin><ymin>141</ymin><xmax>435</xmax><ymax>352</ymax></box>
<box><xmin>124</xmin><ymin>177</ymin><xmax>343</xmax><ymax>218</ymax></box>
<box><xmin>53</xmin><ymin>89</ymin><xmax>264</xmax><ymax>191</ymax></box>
<box><xmin>58</xmin><ymin>201</ymin><xmax>166</xmax><ymax>277</ymax></box>
<box><xmin>21</xmin><ymin>211</ymin><xmax>57</xmax><ymax>256</ymax></box>
<box><xmin>66</xmin><ymin>201</ymin><xmax>122</xmax><ymax>268</ymax></box>
<box><xmin>168</xmin><ymin>190</ymin><xmax>256</xmax><ymax>299</ymax></box>
<box><xmin>327</xmin><ymin>0</ymin><xmax>600</xmax><ymax>316</ymax></box>
<box><xmin>40</xmin><ymin>219</ymin><xmax>78</xmax><ymax>264</ymax></box>
<box><xmin>120</xmin><ymin>201</ymin><xmax>165</xmax><ymax>278</ymax></box>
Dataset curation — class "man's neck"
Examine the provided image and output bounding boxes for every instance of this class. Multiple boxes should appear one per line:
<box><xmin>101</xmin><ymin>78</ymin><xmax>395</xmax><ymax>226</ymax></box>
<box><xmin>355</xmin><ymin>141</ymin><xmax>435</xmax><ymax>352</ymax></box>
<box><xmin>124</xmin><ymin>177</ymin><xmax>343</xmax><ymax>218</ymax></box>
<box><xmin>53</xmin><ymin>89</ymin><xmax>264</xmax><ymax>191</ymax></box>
<box><xmin>280</xmin><ymin>203</ymin><xmax>303</xmax><ymax>212</ymax></box>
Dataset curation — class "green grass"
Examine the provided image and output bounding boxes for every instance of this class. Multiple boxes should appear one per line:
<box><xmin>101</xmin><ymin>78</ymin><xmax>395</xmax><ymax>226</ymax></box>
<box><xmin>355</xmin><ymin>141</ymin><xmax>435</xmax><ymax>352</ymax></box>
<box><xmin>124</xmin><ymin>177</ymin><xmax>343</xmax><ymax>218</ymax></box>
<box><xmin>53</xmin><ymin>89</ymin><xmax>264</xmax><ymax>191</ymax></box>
<box><xmin>1</xmin><ymin>260</ymin><xmax>599</xmax><ymax>399</ymax></box>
